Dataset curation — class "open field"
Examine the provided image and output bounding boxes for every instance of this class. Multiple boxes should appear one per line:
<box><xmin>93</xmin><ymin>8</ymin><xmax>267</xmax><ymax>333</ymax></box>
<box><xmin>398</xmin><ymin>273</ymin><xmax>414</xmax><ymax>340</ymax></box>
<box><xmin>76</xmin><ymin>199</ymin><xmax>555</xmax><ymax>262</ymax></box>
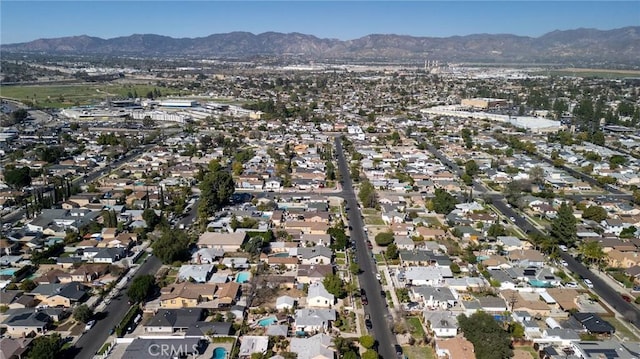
<box><xmin>542</xmin><ymin>68</ymin><xmax>640</xmax><ymax>79</ymax></box>
<box><xmin>0</xmin><ymin>83</ymin><xmax>180</xmax><ymax>108</ymax></box>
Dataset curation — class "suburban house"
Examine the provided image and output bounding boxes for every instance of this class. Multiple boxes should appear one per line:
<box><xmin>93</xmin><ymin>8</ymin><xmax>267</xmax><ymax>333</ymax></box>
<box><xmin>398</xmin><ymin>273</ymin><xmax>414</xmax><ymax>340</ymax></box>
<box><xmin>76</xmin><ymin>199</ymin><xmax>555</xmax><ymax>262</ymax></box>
<box><xmin>2</xmin><ymin>309</ymin><xmax>52</xmax><ymax>337</ymax></box>
<box><xmin>296</xmin><ymin>264</ymin><xmax>333</xmax><ymax>284</ymax></box>
<box><xmin>294</xmin><ymin>308</ymin><xmax>336</xmax><ymax>333</ymax></box>
<box><xmin>158</xmin><ymin>283</ymin><xmax>217</xmax><ymax>308</ymax></box>
<box><xmin>423</xmin><ymin>310</ymin><xmax>459</xmax><ymax>338</ymax></box>
<box><xmin>290</xmin><ymin>333</ymin><xmax>336</xmax><ymax>359</ymax></box>
<box><xmin>197</xmin><ymin>232</ymin><xmax>248</xmax><ymax>253</ymax></box>
<box><xmin>307</xmin><ymin>282</ymin><xmax>334</xmax><ymax>308</ymax></box>
<box><xmin>28</xmin><ymin>282</ymin><xmax>88</xmax><ymax>308</ymax></box>
<box><xmin>297</xmin><ymin>247</ymin><xmax>332</xmax><ymax>265</ymax></box>
<box><xmin>144</xmin><ymin>308</ymin><xmax>203</xmax><ymax>334</ymax></box>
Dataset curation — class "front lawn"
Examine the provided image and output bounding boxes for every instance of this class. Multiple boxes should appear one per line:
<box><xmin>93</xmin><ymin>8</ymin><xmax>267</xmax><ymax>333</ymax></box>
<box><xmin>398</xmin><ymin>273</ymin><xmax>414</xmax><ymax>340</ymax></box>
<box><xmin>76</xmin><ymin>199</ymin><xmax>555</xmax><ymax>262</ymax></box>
<box><xmin>402</xmin><ymin>345</ymin><xmax>435</xmax><ymax>359</ymax></box>
<box><xmin>406</xmin><ymin>316</ymin><xmax>425</xmax><ymax>338</ymax></box>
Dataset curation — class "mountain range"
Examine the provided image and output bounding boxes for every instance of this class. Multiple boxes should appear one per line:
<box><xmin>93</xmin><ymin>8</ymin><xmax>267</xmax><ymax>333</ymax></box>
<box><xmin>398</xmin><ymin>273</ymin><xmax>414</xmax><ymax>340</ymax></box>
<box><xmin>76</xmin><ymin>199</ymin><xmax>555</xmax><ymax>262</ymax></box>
<box><xmin>3</xmin><ymin>27</ymin><xmax>640</xmax><ymax>65</ymax></box>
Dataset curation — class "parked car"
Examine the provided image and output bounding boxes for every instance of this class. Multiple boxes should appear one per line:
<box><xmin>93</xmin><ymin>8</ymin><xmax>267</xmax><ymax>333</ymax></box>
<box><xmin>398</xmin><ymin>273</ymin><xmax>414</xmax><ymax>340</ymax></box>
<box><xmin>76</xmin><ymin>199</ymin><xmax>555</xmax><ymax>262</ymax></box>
<box><xmin>394</xmin><ymin>344</ymin><xmax>404</xmax><ymax>358</ymax></box>
<box><xmin>621</xmin><ymin>294</ymin><xmax>633</xmax><ymax>303</ymax></box>
<box><xmin>361</xmin><ymin>294</ymin><xmax>368</xmax><ymax>305</ymax></box>
<box><xmin>365</xmin><ymin>314</ymin><xmax>372</xmax><ymax>330</ymax></box>
<box><xmin>565</xmin><ymin>282</ymin><xmax>578</xmax><ymax>288</ymax></box>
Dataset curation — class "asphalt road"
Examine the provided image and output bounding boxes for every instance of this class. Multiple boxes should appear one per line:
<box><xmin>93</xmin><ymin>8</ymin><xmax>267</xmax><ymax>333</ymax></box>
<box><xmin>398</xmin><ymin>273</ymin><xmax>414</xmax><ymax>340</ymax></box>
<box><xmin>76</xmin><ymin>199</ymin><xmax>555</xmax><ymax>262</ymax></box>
<box><xmin>423</xmin><ymin>142</ymin><xmax>640</xmax><ymax>329</ymax></box>
<box><xmin>335</xmin><ymin>137</ymin><xmax>397</xmax><ymax>359</ymax></box>
<box><xmin>72</xmin><ymin>255</ymin><xmax>162</xmax><ymax>359</ymax></box>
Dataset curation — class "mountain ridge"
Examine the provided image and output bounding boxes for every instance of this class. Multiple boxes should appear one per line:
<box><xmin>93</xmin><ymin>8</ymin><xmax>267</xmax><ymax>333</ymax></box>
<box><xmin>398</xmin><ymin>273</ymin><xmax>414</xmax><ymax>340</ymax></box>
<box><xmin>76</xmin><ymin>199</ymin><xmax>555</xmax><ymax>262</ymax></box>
<box><xmin>3</xmin><ymin>27</ymin><xmax>639</xmax><ymax>65</ymax></box>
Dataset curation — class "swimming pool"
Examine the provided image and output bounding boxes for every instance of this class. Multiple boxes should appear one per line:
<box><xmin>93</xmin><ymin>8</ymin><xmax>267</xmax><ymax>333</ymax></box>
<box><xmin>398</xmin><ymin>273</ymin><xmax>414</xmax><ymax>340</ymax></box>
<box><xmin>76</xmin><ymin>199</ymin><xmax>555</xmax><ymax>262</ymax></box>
<box><xmin>212</xmin><ymin>347</ymin><xmax>227</xmax><ymax>359</ymax></box>
<box><xmin>235</xmin><ymin>271</ymin><xmax>251</xmax><ymax>283</ymax></box>
<box><xmin>257</xmin><ymin>317</ymin><xmax>277</xmax><ymax>327</ymax></box>
<box><xmin>529</xmin><ymin>279</ymin><xmax>552</xmax><ymax>288</ymax></box>
<box><xmin>0</xmin><ymin>268</ymin><xmax>17</xmax><ymax>276</ymax></box>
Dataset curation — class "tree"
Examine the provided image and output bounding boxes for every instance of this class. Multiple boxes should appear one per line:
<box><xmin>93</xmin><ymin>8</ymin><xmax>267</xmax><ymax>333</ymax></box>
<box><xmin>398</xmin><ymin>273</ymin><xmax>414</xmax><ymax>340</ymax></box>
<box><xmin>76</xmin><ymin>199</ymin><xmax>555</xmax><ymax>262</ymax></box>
<box><xmin>464</xmin><ymin>160</ymin><xmax>480</xmax><ymax>177</ymax></box>
<box><xmin>620</xmin><ymin>226</ymin><xmax>637</xmax><ymax>239</ymax></box>
<box><xmin>152</xmin><ymin>229</ymin><xmax>190</xmax><ymax>264</ymax></box>
<box><xmin>609</xmin><ymin>154</ymin><xmax>627</xmax><ymax>169</ymax></box>
<box><xmin>450</xmin><ymin>262</ymin><xmax>461</xmax><ymax>274</ymax></box>
<box><xmin>578</xmin><ymin>241</ymin><xmax>605</xmax><ymax>267</ymax></box>
<box><xmin>375</xmin><ymin>232</ymin><xmax>394</xmax><ymax>246</ymax></box>
<box><xmin>582</xmin><ymin>206</ymin><xmax>608</xmax><ymax>222</ymax></box>
<box><xmin>3</xmin><ymin>166</ymin><xmax>31</xmax><ymax>189</ymax></box>
<box><xmin>73</xmin><ymin>304</ymin><xmax>93</xmax><ymax>323</ymax></box>
<box><xmin>19</xmin><ymin>279</ymin><xmax>37</xmax><ymax>292</ymax></box>
<box><xmin>362</xmin><ymin>350</ymin><xmax>379</xmax><ymax>359</ymax></box>
<box><xmin>198</xmin><ymin>170</ymin><xmax>235</xmax><ymax>218</ymax></box>
<box><xmin>396</xmin><ymin>288</ymin><xmax>410</xmax><ymax>303</ymax></box>
<box><xmin>28</xmin><ymin>333</ymin><xmax>62</xmax><ymax>359</ymax></box>
<box><xmin>458</xmin><ymin>311</ymin><xmax>513</xmax><ymax>359</ymax></box>
<box><xmin>358</xmin><ymin>179</ymin><xmax>377</xmax><ymax>208</ymax></box>
<box><xmin>142</xmin><ymin>209</ymin><xmax>160</xmax><ymax>230</ymax></box>
<box><xmin>550</xmin><ymin>202</ymin><xmax>577</xmax><ymax>246</ymax></box>
<box><xmin>349</xmin><ymin>262</ymin><xmax>360</xmax><ymax>275</ymax></box>
<box><xmin>509</xmin><ymin>322</ymin><xmax>525</xmax><ymax>339</ymax></box>
<box><xmin>127</xmin><ymin>274</ymin><xmax>156</xmax><ymax>303</ymax></box>
<box><xmin>11</xmin><ymin>109</ymin><xmax>29</xmax><ymax>123</ymax></box>
<box><xmin>385</xmin><ymin>242</ymin><xmax>399</xmax><ymax>260</ymax></box>
<box><xmin>433</xmin><ymin>188</ymin><xmax>458</xmax><ymax>214</ymax></box>
<box><xmin>328</xmin><ymin>225</ymin><xmax>348</xmax><ymax>251</ymax></box>
<box><xmin>322</xmin><ymin>273</ymin><xmax>346</xmax><ymax>298</ymax></box>
<box><xmin>529</xmin><ymin>166</ymin><xmax>545</xmax><ymax>186</ymax></box>
<box><xmin>487</xmin><ymin>223</ymin><xmax>506</xmax><ymax>238</ymax></box>
<box><xmin>142</xmin><ymin>116</ymin><xmax>155</xmax><ymax>128</ymax></box>
<box><xmin>359</xmin><ymin>335</ymin><xmax>376</xmax><ymax>349</ymax></box>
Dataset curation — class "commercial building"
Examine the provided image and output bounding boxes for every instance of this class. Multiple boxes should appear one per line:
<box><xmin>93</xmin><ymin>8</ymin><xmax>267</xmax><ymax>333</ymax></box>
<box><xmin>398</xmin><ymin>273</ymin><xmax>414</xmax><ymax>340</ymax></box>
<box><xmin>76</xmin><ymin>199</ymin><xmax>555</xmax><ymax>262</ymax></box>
<box><xmin>461</xmin><ymin>98</ymin><xmax>508</xmax><ymax>109</ymax></box>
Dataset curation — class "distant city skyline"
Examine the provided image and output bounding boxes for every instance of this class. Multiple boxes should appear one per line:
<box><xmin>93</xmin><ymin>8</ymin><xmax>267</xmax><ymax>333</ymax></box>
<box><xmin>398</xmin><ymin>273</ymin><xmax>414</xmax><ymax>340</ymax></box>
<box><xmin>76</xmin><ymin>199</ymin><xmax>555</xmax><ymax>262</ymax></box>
<box><xmin>1</xmin><ymin>1</ymin><xmax>639</xmax><ymax>44</ymax></box>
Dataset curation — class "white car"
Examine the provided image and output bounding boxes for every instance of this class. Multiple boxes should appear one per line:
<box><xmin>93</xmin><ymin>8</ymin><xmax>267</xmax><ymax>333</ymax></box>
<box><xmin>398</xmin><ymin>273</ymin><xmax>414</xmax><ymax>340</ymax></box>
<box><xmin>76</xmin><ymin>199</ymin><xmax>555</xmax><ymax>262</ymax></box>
<box><xmin>565</xmin><ymin>282</ymin><xmax>578</xmax><ymax>288</ymax></box>
<box><xmin>583</xmin><ymin>279</ymin><xmax>594</xmax><ymax>288</ymax></box>
<box><xmin>84</xmin><ymin>320</ymin><xmax>96</xmax><ymax>332</ymax></box>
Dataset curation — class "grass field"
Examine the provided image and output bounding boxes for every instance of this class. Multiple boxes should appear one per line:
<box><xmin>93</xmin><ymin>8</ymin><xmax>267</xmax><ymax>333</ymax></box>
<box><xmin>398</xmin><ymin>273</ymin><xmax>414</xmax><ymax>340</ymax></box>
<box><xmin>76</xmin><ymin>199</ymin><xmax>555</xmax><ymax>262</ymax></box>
<box><xmin>0</xmin><ymin>83</ymin><xmax>181</xmax><ymax>108</ymax></box>
<box><xmin>541</xmin><ymin>68</ymin><xmax>640</xmax><ymax>79</ymax></box>
<box><xmin>402</xmin><ymin>346</ymin><xmax>435</xmax><ymax>359</ymax></box>
<box><xmin>364</xmin><ymin>216</ymin><xmax>385</xmax><ymax>225</ymax></box>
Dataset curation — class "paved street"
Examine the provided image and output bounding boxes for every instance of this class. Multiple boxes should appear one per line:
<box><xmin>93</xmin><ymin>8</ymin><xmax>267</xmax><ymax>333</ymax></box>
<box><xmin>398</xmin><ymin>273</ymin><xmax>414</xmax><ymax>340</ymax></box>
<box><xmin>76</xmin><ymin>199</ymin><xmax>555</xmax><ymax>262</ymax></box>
<box><xmin>72</xmin><ymin>255</ymin><xmax>162</xmax><ymax>359</ymax></box>
<box><xmin>335</xmin><ymin>137</ymin><xmax>397</xmax><ymax>359</ymax></box>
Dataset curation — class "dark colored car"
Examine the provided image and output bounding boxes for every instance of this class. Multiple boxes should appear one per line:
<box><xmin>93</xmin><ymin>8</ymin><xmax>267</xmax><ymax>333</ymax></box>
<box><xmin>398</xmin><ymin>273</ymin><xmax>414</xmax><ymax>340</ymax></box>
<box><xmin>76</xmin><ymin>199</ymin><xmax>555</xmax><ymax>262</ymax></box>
<box><xmin>621</xmin><ymin>294</ymin><xmax>633</xmax><ymax>303</ymax></box>
<box><xmin>394</xmin><ymin>344</ymin><xmax>403</xmax><ymax>358</ymax></box>
<box><xmin>361</xmin><ymin>294</ymin><xmax>368</xmax><ymax>305</ymax></box>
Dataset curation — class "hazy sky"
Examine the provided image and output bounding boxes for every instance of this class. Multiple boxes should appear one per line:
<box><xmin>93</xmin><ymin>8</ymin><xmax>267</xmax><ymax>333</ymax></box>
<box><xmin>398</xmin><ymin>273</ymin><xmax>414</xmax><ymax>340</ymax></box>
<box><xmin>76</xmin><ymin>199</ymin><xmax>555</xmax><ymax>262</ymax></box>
<box><xmin>1</xmin><ymin>1</ymin><xmax>639</xmax><ymax>44</ymax></box>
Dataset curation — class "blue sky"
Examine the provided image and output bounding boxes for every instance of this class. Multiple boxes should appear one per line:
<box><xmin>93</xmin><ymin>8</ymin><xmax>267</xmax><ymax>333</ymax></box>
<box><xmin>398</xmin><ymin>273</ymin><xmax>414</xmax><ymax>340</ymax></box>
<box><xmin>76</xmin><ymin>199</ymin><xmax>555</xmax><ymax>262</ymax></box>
<box><xmin>1</xmin><ymin>1</ymin><xmax>639</xmax><ymax>44</ymax></box>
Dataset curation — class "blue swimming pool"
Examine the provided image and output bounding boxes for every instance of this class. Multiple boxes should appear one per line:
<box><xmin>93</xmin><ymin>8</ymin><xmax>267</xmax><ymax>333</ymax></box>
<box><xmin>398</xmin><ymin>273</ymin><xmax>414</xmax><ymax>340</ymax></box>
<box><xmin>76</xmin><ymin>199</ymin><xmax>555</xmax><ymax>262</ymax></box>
<box><xmin>529</xmin><ymin>279</ymin><xmax>552</xmax><ymax>288</ymax></box>
<box><xmin>235</xmin><ymin>271</ymin><xmax>251</xmax><ymax>283</ymax></box>
<box><xmin>0</xmin><ymin>268</ymin><xmax>17</xmax><ymax>276</ymax></box>
<box><xmin>212</xmin><ymin>347</ymin><xmax>227</xmax><ymax>359</ymax></box>
<box><xmin>257</xmin><ymin>317</ymin><xmax>277</xmax><ymax>327</ymax></box>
